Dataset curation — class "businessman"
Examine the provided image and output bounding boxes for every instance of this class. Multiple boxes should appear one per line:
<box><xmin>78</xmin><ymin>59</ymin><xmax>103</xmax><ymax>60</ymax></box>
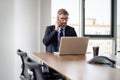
<box><xmin>43</xmin><ymin>8</ymin><xmax>77</xmax><ymax>53</ymax></box>
<box><xmin>42</xmin><ymin>9</ymin><xmax>77</xmax><ymax>78</ymax></box>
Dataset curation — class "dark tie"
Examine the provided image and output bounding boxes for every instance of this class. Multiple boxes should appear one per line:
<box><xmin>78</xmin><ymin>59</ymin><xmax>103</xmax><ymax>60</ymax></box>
<box><xmin>58</xmin><ymin>28</ymin><xmax>63</xmax><ymax>49</ymax></box>
<box><xmin>60</xmin><ymin>28</ymin><xmax>63</xmax><ymax>38</ymax></box>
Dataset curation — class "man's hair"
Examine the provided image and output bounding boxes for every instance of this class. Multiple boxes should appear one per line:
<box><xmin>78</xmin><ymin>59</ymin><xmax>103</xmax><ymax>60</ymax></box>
<box><xmin>57</xmin><ymin>8</ymin><xmax>69</xmax><ymax>16</ymax></box>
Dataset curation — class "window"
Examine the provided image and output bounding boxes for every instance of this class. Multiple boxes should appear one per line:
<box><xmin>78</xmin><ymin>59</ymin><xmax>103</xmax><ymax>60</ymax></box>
<box><xmin>83</xmin><ymin>0</ymin><xmax>114</xmax><ymax>37</ymax></box>
<box><xmin>51</xmin><ymin>0</ymin><xmax>115</xmax><ymax>54</ymax></box>
<box><xmin>87</xmin><ymin>39</ymin><xmax>112</xmax><ymax>53</ymax></box>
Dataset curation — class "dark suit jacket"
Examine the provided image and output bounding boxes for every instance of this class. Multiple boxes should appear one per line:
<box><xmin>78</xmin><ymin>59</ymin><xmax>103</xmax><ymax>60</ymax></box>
<box><xmin>43</xmin><ymin>25</ymin><xmax>77</xmax><ymax>53</ymax></box>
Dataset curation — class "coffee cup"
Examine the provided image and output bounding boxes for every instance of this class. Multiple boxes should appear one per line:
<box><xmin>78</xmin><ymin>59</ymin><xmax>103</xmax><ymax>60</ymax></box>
<box><xmin>93</xmin><ymin>46</ymin><xmax>99</xmax><ymax>57</ymax></box>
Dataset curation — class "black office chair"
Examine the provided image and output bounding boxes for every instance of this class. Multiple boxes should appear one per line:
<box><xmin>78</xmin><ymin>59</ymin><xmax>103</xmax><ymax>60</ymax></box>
<box><xmin>25</xmin><ymin>57</ymin><xmax>66</xmax><ymax>80</ymax></box>
<box><xmin>17</xmin><ymin>49</ymin><xmax>32</xmax><ymax>80</ymax></box>
<box><xmin>17</xmin><ymin>49</ymin><xmax>66</xmax><ymax>80</ymax></box>
<box><xmin>24</xmin><ymin>57</ymin><xmax>44</xmax><ymax>80</ymax></box>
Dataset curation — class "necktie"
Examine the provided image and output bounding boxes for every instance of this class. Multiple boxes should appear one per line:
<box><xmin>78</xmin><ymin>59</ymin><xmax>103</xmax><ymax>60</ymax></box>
<box><xmin>58</xmin><ymin>29</ymin><xmax>63</xmax><ymax>49</ymax></box>
<box><xmin>60</xmin><ymin>28</ymin><xmax>63</xmax><ymax>38</ymax></box>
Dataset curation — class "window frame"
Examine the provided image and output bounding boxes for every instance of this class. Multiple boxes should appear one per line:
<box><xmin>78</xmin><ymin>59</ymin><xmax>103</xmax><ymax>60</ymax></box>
<box><xmin>82</xmin><ymin>0</ymin><xmax>114</xmax><ymax>38</ymax></box>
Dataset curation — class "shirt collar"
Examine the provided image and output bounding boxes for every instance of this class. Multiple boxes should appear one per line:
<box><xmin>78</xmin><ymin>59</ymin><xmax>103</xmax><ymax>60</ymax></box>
<box><xmin>59</xmin><ymin>27</ymin><xmax>65</xmax><ymax>31</ymax></box>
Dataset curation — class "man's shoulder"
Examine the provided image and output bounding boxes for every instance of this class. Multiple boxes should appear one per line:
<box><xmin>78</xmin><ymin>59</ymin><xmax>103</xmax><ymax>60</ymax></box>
<box><xmin>47</xmin><ymin>25</ymin><xmax>55</xmax><ymax>28</ymax></box>
<box><xmin>66</xmin><ymin>25</ymin><xmax>74</xmax><ymax>29</ymax></box>
<box><xmin>46</xmin><ymin>25</ymin><xmax>55</xmax><ymax>29</ymax></box>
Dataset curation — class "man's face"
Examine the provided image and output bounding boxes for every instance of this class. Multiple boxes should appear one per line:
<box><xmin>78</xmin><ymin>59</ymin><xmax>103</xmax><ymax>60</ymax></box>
<box><xmin>58</xmin><ymin>14</ymin><xmax>68</xmax><ymax>27</ymax></box>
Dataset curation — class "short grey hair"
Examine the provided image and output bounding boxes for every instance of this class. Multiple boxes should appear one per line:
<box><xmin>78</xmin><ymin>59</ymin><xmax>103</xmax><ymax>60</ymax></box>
<box><xmin>57</xmin><ymin>8</ymin><xmax>69</xmax><ymax>16</ymax></box>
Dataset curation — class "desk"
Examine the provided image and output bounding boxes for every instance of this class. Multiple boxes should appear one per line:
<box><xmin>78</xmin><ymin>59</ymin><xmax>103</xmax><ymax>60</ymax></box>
<box><xmin>33</xmin><ymin>52</ymin><xmax>120</xmax><ymax>80</ymax></box>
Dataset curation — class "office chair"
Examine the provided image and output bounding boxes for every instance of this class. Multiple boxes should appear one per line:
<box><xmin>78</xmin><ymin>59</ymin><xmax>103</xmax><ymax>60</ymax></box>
<box><xmin>17</xmin><ymin>49</ymin><xmax>66</xmax><ymax>80</ymax></box>
<box><xmin>24</xmin><ymin>57</ymin><xmax>45</xmax><ymax>80</ymax></box>
<box><xmin>25</xmin><ymin>57</ymin><xmax>66</xmax><ymax>80</ymax></box>
<box><xmin>17</xmin><ymin>49</ymin><xmax>32</xmax><ymax>80</ymax></box>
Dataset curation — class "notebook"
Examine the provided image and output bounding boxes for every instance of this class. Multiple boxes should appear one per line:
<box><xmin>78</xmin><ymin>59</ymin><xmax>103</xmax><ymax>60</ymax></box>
<box><xmin>59</xmin><ymin>37</ymin><xmax>89</xmax><ymax>55</ymax></box>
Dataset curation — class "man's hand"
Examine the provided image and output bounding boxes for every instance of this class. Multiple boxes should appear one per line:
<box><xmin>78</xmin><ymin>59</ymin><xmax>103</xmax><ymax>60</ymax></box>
<box><xmin>55</xmin><ymin>19</ymin><xmax>60</xmax><ymax>31</ymax></box>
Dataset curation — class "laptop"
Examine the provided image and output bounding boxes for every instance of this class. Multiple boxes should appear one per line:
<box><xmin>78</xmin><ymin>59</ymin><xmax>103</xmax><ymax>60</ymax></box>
<box><xmin>58</xmin><ymin>37</ymin><xmax>89</xmax><ymax>55</ymax></box>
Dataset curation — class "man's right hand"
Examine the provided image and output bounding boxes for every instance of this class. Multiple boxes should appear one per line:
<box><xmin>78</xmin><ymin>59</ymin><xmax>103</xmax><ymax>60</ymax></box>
<box><xmin>55</xmin><ymin>19</ymin><xmax>60</xmax><ymax>31</ymax></box>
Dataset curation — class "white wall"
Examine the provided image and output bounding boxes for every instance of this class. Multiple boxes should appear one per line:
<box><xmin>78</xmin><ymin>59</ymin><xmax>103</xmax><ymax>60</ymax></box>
<box><xmin>0</xmin><ymin>0</ymin><xmax>51</xmax><ymax>80</ymax></box>
<box><xmin>0</xmin><ymin>0</ymin><xmax>15</xmax><ymax>80</ymax></box>
<box><xmin>15</xmin><ymin>0</ymin><xmax>40</xmax><ymax>80</ymax></box>
<box><xmin>15</xmin><ymin>0</ymin><xmax>40</xmax><ymax>53</ymax></box>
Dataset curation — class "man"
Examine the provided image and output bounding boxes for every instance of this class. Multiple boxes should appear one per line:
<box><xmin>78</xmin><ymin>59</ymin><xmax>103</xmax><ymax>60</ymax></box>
<box><xmin>42</xmin><ymin>9</ymin><xmax>77</xmax><ymax>77</ymax></box>
<box><xmin>43</xmin><ymin>8</ymin><xmax>77</xmax><ymax>53</ymax></box>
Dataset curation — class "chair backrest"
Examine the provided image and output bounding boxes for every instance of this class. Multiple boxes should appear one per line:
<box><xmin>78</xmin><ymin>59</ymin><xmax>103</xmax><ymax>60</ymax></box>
<box><xmin>25</xmin><ymin>57</ymin><xmax>45</xmax><ymax>80</ymax></box>
<box><xmin>17</xmin><ymin>49</ymin><xmax>31</xmax><ymax>80</ymax></box>
<box><xmin>18</xmin><ymin>49</ymin><xmax>66</xmax><ymax>80</ymax></box>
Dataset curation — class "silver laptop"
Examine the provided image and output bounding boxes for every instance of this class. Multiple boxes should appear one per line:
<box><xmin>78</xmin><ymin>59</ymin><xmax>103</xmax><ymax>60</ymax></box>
<box><xmin>59</xmin><ymin>37</ymin><xmax>89</xmax><ymax>55</ymax></box>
